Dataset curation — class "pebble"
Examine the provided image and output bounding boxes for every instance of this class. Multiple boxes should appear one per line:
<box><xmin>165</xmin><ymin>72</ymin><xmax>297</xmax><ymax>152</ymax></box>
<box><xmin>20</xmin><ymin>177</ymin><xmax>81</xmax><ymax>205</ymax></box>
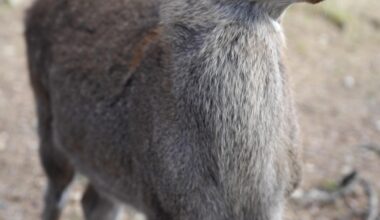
<box><xmin>343</xmin><ymin>75</ymin><xmax>356</xmax><ymax>89</ymax></box>
<box><xmin>0</xmin><ymin>132</ymin><xmax>9</xmax><ymax>151</ymax></box>
<box><xmin>291</xmin><ymin>189</ymin><xmax>304</xmax><ymax>199</ymax></box>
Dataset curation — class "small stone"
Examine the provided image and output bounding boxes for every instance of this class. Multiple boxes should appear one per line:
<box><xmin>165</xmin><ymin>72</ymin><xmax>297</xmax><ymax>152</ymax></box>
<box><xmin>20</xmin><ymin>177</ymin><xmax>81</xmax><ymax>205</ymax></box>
<box><xmin>0</xmin><ymin>132</ymin><xmax>9</xmax><ymax>151</ymax></box>
<box><xmin>343</xmin><ymin>75</ymin><xmax>355</xmax><ymax>89</ymax></box>
<box><xmin>291</xmin><ymin>189</ymin><xmax>304</xmax><ymax>199</ymax></box>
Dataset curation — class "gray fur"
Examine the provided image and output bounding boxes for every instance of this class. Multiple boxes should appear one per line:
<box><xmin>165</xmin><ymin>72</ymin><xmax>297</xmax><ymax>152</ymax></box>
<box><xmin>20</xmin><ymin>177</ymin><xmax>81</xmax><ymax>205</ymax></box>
<box><xmin>25</xmin><ymin>0</ymin><xmax>322</xmax><ymax>219</ymax></box>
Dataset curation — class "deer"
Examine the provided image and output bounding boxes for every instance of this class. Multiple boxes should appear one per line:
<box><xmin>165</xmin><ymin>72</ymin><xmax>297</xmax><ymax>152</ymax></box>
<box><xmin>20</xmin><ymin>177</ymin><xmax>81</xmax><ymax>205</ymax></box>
<box><xmin>25</xmin><ymin>0</ymin><xmax>324</xmax><ymax>219</ymax></box>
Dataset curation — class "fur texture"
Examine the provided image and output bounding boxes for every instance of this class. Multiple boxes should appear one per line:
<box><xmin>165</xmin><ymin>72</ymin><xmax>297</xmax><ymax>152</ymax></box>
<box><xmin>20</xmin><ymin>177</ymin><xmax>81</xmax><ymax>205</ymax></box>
<box><xmin>24</xmin><ymin>0</ymin><xmax>321</xmax><ymax>219</ymax></box>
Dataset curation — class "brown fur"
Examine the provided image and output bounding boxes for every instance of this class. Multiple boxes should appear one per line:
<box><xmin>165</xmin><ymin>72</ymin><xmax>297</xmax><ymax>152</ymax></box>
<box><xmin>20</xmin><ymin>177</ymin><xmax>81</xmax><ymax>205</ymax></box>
<box><xmin>129</xmin><ymin>26</ymin><xmax>162</xmax><ymax>72</ymax></box>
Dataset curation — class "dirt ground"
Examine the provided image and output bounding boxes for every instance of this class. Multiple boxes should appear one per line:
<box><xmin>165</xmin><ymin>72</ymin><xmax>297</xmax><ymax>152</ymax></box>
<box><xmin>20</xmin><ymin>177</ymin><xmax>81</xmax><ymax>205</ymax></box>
<box><xmin>0</xmin><ymin>0</ymin><xmax>379</xmax><ymax>220</ymax></box>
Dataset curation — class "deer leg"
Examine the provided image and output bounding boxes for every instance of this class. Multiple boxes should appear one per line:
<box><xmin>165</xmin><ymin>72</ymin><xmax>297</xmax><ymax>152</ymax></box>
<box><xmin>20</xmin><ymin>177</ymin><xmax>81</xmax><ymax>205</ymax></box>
<box><xmin>38</xmin><ymin>117</ymin><xmax>75</xmax><ymax>220</ymax></box>
<box><xmin>40</xmin><ymin>143</ymin><xmax>75</xmax><ymax>220</ymax></box>
<box><xmin>33</xmin><ymin>78</ymin><xmax>75</xmax><ymax>220</ymax></box>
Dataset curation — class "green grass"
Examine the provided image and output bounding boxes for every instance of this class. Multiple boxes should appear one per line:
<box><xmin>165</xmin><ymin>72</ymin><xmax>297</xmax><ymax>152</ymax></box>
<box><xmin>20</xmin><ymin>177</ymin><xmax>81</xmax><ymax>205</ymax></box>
<box><xmin>321</xmin><ymin>180</ymin><xmax>340</xmax><ymax>192</ymax></box>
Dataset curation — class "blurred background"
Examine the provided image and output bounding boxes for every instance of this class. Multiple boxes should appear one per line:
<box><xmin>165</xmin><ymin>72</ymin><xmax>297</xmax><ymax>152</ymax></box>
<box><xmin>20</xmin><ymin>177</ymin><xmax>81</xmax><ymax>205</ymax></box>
<box><xmin>0</xmin><ymin>0</ymin><xmax>379</xmax><ymax>219</ymax></box>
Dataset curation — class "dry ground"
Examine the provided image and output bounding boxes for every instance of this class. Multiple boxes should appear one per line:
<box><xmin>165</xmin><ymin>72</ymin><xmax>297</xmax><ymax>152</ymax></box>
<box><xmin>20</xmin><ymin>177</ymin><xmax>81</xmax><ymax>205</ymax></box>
<box><xmin>0</xmin><ymin>0</ymin><xmax>379</xmax><ymax>220</ymax></box>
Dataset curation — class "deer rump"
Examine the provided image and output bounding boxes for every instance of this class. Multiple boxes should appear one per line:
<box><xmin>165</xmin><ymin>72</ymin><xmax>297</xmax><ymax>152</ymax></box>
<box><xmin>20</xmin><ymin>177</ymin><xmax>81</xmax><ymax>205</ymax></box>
<box><xmin>24</xmin><ymin>0</ymin><xmax>308</xmax><ymax>220</ymax></box>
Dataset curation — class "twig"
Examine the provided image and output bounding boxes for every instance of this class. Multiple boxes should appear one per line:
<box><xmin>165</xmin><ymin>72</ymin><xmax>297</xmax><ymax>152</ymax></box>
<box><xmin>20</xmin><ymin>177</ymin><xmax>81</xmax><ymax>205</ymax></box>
<box><xmin>291</xmin><ymin>171</ymin><xmax>380</xmax><ymax>220</ymax></box>
<box><xmin>291</xmin><ymin>171</ymin><xmax>358</xmax><ymax>207</ymax></box>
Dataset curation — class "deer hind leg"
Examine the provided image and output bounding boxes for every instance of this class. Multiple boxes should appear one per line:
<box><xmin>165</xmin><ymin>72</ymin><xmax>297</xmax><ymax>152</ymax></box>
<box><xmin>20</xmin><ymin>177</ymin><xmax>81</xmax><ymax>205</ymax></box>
<box><xmin>35</xmin><ymin>89</ymin><xmax>75</xmax><ymax>220</ymax></box>
<box><xmin>39</xmin><ymin>141</ymin><xmax>75</xmax><ymax>220</ymax></box>
<box><xmin>81</xmin><ymin>184</ymin><xmax>121</xmax><ymax>220</ymax></box>
<box><xmin>27</xmin><ymin>26</ymin><xmax>76</xmax><ymax>220</ymax></box>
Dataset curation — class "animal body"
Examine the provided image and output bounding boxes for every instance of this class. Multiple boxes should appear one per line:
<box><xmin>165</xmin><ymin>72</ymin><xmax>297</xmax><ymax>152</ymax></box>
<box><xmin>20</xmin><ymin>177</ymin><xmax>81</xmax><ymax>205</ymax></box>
<box><xmin>25</xmin><ymin>0</ymin><xmax>323</xmax><ymax>219</ymax></box>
